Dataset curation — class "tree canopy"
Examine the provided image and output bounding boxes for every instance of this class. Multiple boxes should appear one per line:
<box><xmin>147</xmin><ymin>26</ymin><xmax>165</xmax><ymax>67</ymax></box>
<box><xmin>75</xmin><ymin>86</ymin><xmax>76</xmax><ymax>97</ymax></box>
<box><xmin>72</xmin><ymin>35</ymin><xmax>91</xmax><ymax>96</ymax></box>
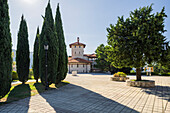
<box><xmin>39</xmin><ymin>1</ymin><xmax>59</xmax><ymax>85</ymax></box>
<box><xmin>33</xmin><ymin>27</ymin><xmax>40</xmax><ymax>83</ymax></box>
<box><xmin>0</xmin><ymin>0</ymin><xmax>12</xmax><ymax>99</ymax></box>
<box><xmin>16</xmin><ymin>15</ymin><xmax>30</xmax><ymax>84</ymax></box>
<box><xmin>55</xmin><ymin>4</ymin><xmax>68</xmax><ymax>83</ymax></box>
<box><xmin>107</xmin><ymin>4</ymin><xmax>169</xmax><ymax>80</ymax></box>
<box><xmin>95</xmin><ymin>44</ymin><xmax>131</xmax><ymax>74</ymax></box>
<box><xmin>95</xmin><ymin>44</ymin><xmax>112</xmax><ymax>72</ymax></box>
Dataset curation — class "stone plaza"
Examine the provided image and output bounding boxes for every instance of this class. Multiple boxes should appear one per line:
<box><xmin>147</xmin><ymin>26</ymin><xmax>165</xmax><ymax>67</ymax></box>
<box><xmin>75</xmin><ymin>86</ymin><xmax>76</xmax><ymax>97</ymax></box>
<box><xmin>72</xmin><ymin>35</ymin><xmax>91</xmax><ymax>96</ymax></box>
<box><xmin>0</xmin><ymin>73</ymin><xmax>170</xmax><ymax>113</ymax></box>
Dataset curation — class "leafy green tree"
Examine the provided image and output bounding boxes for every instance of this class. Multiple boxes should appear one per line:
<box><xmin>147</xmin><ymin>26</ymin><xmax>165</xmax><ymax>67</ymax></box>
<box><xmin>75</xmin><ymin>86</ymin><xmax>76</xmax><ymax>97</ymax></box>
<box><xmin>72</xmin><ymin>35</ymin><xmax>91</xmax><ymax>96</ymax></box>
<box><xmin>33</xmin><ymin>27</ymin><xmax>40</xmax><ymax>83</ymax></box>
<box><xmin>107</xmin><ymin>4</ymin><xmax>168</xmax><ymax>81</ymax></box>
<box><xmin>16</xmin><ymin>15</ymin><xmax>30</xmax><ymax>84</ymax></box>
<box><xmin>161</xmin><ymin>46</ymin><xmax>170</xmax><ymax>72</ymax></box>
<box><xmin>39</xmin><ymin>1</ymin><xmax>59</xmax><ymax>85</ymax></box>
<box><xmin>95</xmin><ymin>44</ymin><xmax>131</xmax><ymax>74</ymax></box>
<box><xmin>95</xmin><ymin>44</ymin><xmax>111</xmax><ymax>72</ymax></box>
<box><xmin>55</xmin><ymin>4</ymin><xmax>68</xmax><ymax>83</ymax></box>
<box><xmin>0</xmin><ymin>0</ymin><xmax>12</xmax><ymax>99</ymax></box>
<box><xmin>153</xmin><ymin>49</ymin><xmax>170</xmax><ymax>74</ymax></box>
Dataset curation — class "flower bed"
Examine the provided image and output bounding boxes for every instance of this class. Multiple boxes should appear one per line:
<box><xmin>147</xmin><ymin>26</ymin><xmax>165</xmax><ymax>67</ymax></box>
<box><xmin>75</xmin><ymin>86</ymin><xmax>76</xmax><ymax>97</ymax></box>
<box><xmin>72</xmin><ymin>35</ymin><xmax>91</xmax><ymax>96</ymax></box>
<box><xmin>111</xmin><ymin>72</ymin><xmax>129</xmax><ymax>82</ymax></box>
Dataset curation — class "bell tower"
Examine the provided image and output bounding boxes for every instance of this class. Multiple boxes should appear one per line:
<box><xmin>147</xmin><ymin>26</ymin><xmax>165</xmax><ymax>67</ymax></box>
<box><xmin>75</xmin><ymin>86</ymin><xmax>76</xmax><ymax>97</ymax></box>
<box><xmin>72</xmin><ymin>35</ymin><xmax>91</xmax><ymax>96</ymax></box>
<box><xmin>69</xmin><ymin>37</ymin><xmax>86</xmax><ymax>59</ymax></box>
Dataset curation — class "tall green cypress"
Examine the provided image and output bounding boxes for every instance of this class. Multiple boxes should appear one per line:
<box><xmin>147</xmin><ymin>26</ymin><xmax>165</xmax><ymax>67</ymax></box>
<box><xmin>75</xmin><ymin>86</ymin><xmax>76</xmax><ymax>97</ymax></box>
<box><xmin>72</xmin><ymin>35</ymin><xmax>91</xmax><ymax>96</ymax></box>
<box><xmin>55</xmin><ymin>4</ymin><xmax>68</xmax><ymax>84</ymax></box>
<box><xmin>33</xmin><ymin>27</ymin><xmax>40</xmax><ymax>83</ymax></box>
<box><xmin>16</xmin><ymin>15</ymin><xmax>30</xmax><ymax>84</ymax></box>
<box><xmin>0</xmin><ymin>0</ymin><xmax>12</xmax><ymax>99</ymax></box>
<box><xmin>64</xmin><ymin>51</ymin><xmax>68</xmax><ymax>79</ymax></box>
<box><xmin>39</xmin><ymin>1</ymin><xmax>59</xmax><ymax>85</ymax></box>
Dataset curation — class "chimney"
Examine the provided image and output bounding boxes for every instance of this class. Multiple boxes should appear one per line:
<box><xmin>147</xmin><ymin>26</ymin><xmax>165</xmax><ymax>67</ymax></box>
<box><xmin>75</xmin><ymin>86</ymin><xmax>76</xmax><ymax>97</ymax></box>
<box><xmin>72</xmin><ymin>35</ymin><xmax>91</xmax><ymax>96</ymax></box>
<box><xmin>77</xmin><ymin>37</ymin><xmax>79</xmax><ymax>44</ymax></box>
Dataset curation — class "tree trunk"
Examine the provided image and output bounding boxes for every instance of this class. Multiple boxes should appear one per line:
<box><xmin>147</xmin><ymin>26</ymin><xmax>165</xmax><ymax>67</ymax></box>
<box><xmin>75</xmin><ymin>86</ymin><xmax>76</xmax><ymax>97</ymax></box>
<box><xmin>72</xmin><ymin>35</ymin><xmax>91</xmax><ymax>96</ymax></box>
<box><xmin>36</xmin><ymin>79</ymin><xmax>38</xmax><ymax>83</ymax></box>
<box><xmin>136</xmin><ymin>67</ymin><xmax>141</xmax><ymax>81</ymax></box>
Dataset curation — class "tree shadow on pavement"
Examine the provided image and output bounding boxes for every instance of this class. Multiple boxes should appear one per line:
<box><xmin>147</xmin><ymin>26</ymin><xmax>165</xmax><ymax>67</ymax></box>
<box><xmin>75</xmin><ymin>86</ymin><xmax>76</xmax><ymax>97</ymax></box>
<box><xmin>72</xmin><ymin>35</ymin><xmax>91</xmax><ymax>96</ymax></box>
<box><xmin>2</xmin><ymin>84</ymin><xmax>31</xmax><ymax>112</ymax></box>
<box><xmin>79</xmin><ymin>73</ymin><xmax>111</xmax><ymax>76</ymax></box>
<box><xmin>35</xmin><ymin>83</ymin><xmax>139</xmax><ymax>113</ymax></box>
<box><xmin>142</xmin><ymin>85</ymin><xmax>170</xmax><ymax>101</ymax></box>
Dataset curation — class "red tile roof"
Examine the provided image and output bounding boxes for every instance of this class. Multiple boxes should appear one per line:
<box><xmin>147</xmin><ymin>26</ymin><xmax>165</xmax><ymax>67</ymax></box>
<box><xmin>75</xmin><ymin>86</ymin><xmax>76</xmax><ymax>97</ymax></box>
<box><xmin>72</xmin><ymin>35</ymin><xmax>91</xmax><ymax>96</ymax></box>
<box><xmin>68</xmin><ymin>57</ymin><xmax>92</xmax><ymax>63</ymax></box>
<box><xmin>84</xmin><ymin>54</ymin><xmax>97</xmax><ymax>58</ymax></box>
<box><xmin>69</xmin><ymin>42</ymin><xmax>86</xmax><ymax>48</ymax></box>
<box><xmin>68</xmin><ymin>57</ymin><xmax>72</xmax><ymax>61</ymax></box>
<box><xmin>69</xmin><ymin>37</ymin><xmax>86</xmax><ymax>48</ymax></box>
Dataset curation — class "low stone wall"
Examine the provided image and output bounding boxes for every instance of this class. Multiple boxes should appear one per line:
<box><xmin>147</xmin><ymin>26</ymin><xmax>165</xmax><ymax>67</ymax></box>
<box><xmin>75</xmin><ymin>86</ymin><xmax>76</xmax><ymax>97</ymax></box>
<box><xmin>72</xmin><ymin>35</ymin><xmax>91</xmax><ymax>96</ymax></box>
<box><xmin>127</xmin><ymin>80</ymin><xmax>155</xmax><ymax>87</ymax></box>
<box><xmin>111</xmin><ymin>77</ymin><xmax>129</xmax><ymax>82</ymax></box>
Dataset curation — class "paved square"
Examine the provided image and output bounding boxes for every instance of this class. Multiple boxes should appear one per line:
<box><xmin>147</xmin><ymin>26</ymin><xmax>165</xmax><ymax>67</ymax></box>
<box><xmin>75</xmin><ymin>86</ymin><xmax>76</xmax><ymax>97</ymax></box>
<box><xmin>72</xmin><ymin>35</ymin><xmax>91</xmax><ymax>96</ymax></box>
<box><xmin>0</xmin><ymin>74</ymin><xmax>170</xmax><ymax>113</ymax></box>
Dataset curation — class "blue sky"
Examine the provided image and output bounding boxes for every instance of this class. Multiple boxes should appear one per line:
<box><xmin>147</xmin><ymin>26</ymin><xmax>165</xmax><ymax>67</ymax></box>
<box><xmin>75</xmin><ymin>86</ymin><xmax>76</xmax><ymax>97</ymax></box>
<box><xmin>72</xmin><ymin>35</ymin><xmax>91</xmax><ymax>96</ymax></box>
<box><xmin>9</xmin><ymin>0</ymin><xmax>170</xmax><ymax>55</ymax></box>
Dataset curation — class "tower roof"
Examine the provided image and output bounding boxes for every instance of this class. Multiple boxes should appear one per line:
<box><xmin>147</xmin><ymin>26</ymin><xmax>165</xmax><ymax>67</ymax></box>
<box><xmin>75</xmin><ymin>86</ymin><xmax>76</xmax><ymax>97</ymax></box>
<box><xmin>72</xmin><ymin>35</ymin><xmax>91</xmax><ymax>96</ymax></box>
<box><xmin>69</xmin><ymin>37</ymin><xmax>86</xmax><ymax>48</ymax></box>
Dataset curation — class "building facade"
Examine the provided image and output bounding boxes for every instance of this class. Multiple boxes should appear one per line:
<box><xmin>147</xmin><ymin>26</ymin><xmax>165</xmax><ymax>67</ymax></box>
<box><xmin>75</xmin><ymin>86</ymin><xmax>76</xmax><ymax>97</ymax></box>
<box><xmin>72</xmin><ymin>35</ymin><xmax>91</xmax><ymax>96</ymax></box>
<box><xmin>68</xmin><ymin>37</ymin><xmax>97</xmax><ymax>73</ymax></box>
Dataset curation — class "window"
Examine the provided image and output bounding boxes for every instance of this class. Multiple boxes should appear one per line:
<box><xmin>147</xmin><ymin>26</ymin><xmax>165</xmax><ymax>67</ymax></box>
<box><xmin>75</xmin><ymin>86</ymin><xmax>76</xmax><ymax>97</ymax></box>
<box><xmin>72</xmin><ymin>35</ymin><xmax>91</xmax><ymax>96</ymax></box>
<box><xmin>79</xmin><ymin>51</ymin><xmax>80</xmax><ymax>54</ymax></box>
<box><xmin>83</xmin><ymin>64</ymin><xmax>84</xmax><ymax>67</ymax></box>
<box><xmin>75</xmin><ymin>52</ymin><xmax>76</xmax><ymax>54</ymax></box>
<box><xmin>79</xmin><ymin>46</ymin><xmax>81</xmax><ymax>48</ymax></box>
<box><xmin>75</xmin><ymin>46</ymin><xmax>76</xmax><ymax>48</ymax></box>
<box><xmin>77</xmin><ymin>64</ymin><xmax>79</xmax><ymax>67</ymax></box>
<box><xmin>71</xmin><ymin>64</ymin><xmax>73</xmax><ymax>67</ymax></box>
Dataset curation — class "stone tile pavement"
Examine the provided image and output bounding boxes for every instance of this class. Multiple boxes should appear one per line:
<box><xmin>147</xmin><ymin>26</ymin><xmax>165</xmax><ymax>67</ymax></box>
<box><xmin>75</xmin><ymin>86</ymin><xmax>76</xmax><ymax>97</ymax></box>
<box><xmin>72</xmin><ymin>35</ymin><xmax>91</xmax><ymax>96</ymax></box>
<box><xmin>0</xmin><ymin>73</ymin><xmax>170</xmax><ymax>113</ymax></box>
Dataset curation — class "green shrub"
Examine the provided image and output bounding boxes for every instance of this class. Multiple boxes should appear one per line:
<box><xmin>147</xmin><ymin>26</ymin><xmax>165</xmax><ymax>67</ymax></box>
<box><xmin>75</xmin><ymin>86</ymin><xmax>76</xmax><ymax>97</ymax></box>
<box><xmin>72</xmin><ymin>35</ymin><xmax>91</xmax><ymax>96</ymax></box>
<box><xmin>141</xmin><ymin>72</ymin><xmax>147</xmax><ymax>75</ymax></box>
<box><xmin>160</xmin><ymin>73</ymin><xmax>170</xmax><ymax>76</ymax></box>
<box><xmin>129</xmin><ymin>72</ymin><xmax>136</xmax><ymax>75</ymax></box>
<box><xmin>151</xmin><ymin>72</ymin><xmax>159</xmax><ymax>75</ymax></box>
<box><xmin>130</xmin><ymin>70</ymin><xmax>135</xmax><ymax>73</ymax></box>
<box><xmin>129</xmin><ymin>72</ymin><xmax>147</xmax><ymax>75</ymax></box>
<box><xmin>113</xmin><ymin>72</ymin><xmax>127</xmax><ymax>77</ymax></box>
<box><xmin>12</xmin><ymin>71</ymin><xmax>18</xmax><ymax>80</ymax></box>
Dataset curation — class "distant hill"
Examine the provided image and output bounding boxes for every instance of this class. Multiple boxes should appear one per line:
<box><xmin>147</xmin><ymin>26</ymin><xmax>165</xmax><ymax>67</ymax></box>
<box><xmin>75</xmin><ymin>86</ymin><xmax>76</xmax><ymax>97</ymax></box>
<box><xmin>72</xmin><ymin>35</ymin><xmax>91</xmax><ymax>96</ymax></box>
<box><xmin>12</xmin><ymin>49</ymin><xmax>33</xmax><ymax>69</ymax></box>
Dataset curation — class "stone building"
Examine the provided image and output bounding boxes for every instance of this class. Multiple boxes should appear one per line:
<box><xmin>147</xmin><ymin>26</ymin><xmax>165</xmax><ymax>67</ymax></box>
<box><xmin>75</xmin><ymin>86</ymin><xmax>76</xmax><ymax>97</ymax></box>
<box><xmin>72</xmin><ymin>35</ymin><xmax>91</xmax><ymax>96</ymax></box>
<box><xmin>68</xmin><ymin>37</ymin><xmax>97</xmax><ymax>73</ymax></box>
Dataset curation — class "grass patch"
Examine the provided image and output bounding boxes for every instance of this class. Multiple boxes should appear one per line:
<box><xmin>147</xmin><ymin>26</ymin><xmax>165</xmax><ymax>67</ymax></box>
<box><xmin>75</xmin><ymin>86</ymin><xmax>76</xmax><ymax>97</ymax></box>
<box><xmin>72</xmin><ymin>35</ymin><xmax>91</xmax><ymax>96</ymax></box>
<box><xmin>0</xmin><ymin>81</ymin><xmax>69</xmax><ymax>105</ymax></box>
<box><xmin>12</xmin><ymin>80</ymin><xmax>19</xmax><ymax>82</ymax></box>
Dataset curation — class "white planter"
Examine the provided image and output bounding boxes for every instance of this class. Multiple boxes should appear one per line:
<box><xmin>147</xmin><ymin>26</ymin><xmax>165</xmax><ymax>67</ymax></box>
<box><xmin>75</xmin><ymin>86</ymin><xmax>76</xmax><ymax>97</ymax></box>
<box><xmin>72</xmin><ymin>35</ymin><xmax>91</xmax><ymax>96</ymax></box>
<box><xmin>111</xmin><ymin>77</ymin><xmax>129</xmax><ymax>82</ymax></box>
<box><xmin>72</xmin><ymin>71</ymin><xmax>77</xmax><ymax>76</ymax></box>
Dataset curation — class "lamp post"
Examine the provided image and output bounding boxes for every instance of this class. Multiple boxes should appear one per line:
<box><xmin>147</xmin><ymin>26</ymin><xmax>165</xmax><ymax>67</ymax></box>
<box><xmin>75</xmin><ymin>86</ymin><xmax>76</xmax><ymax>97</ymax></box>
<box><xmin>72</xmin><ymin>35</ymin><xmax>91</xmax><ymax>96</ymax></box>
<box><xmin>44</xmin><ymin>44</ymin><xmax>49</xmax><ymax>90</ymax></box>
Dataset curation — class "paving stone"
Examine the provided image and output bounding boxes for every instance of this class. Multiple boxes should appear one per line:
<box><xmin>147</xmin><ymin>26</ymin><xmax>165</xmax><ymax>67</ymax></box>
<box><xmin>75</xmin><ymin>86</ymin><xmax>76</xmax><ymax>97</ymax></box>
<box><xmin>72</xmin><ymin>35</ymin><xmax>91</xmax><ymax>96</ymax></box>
<box><xmin>1</xmin><ymin>74</ymin><xmax>170</xmax><ymax>113</ymax></box>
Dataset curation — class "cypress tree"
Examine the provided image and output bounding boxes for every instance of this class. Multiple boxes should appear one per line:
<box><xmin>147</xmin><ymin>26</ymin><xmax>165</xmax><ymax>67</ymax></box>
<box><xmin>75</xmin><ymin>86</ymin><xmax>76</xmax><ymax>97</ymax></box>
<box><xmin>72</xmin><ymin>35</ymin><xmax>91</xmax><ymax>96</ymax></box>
<box><xmin>39</xmin><ymin>1</ymin><xmax>59</xmax><ymax>85</ymax></box>
<box><xmin>55</xmin><ymin>4</ymin><xmax>68</xmax><ymax>84</ymax></box>
<box><xmin>64</xmin><ymin>51</ymin><xmax>68</xmax><ymax>79</ymax></box>
<box><xmin>0</xmin><ymin>0</ymin><xmax>12</xmax><ymax>99</ymax></box>
<box><xmin>16</xmin><ymin>15</ymin><xmax>30</xmax><ymax>84</ymax></box>
<box><xmin>33</xmin><ymin>27</ymin><xmax>40</xmax><ymax>83</ymax></box>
